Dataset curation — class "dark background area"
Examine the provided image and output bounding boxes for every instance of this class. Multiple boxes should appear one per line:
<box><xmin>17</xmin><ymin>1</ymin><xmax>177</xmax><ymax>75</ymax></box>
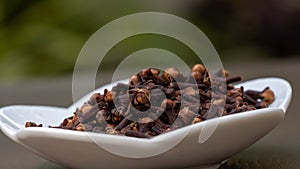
<box><xmin>0</xmin><ymin>0</ymin><xmax>299</xmax><ymax>82</ymax></box>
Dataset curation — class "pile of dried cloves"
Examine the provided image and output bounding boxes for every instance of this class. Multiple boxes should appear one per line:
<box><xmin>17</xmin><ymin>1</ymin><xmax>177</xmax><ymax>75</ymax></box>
<box><xmin>26</xmin><ymin>64</ymin><xmax>275</xmax><ymax>138</ymax></box>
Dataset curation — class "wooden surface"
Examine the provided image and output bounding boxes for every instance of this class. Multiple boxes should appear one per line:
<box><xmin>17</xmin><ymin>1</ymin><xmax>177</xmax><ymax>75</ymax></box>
<box><xmin>0</xmin><ymin>58</ymin><xmax>299</xmax><ymax>169</ymax></box>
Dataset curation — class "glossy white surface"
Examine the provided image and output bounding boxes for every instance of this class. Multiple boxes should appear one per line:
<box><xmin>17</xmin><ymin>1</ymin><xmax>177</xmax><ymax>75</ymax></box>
<box><xmin>0</xmin><ymin>77</ymin><xmax>292</xmax><ymax>169</ymax></box>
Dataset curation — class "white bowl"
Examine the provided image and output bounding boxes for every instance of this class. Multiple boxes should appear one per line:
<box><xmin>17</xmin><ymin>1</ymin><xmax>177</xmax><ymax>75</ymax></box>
<box><xmin>0</xmin><ymin>77</ymin><xmax>292</xmax><ymax>169</ymax></box>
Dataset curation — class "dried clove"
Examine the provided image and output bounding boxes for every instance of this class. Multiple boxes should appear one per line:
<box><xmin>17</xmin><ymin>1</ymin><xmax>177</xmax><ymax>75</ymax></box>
<box><xmin>25</xmin><ymin>63</ymin><xmax>275</xmax><ymax>139</ymax></box>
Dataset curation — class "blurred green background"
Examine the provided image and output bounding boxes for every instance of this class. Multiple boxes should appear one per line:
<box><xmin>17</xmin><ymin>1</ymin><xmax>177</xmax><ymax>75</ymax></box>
<box><xmin>0</xmin><ymin>0</ymin><xmax>299</xmax><ymax>82</ymax></box>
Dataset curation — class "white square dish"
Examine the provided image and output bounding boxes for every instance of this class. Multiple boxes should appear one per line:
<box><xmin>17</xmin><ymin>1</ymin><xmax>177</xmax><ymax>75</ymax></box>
<box><xmin>0</xmin><ymin>77</ymin><xmax>292</xmax><ymax>169</ymax></box>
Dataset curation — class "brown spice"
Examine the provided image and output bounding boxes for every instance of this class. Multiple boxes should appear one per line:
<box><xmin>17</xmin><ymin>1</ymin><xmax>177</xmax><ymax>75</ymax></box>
<box><xmin>25</xmin><ymin>64</ymin><xmax>275</xmax><ymax>139</ymax></box>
